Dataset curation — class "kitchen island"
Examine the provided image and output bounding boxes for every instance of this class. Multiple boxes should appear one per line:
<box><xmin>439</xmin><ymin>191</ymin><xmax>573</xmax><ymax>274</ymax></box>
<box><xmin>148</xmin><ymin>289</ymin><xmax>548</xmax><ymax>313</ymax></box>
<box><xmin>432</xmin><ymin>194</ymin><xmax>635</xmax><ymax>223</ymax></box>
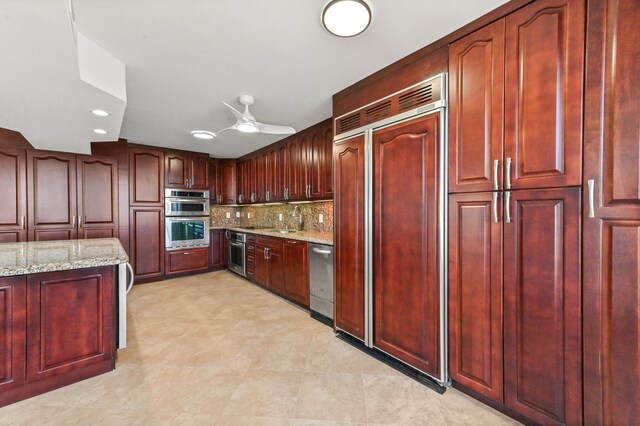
<box><xmin>0</xmin><ymin>238</ymin><xmax>129</xmax><ymax>407</ymax></box>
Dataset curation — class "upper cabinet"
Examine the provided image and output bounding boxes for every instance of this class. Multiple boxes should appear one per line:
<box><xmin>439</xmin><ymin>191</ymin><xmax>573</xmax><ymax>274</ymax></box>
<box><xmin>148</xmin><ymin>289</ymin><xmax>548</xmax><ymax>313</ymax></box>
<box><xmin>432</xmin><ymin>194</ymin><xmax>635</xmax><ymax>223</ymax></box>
<box><xmin>129</xmin><ymin>147</ymin><xmax>164</xmax><ymax>206</ymax></box>
<box><xmin>219</xmin><ymin>159</ymin><xmax>237</xmax><ymax>205</ymax></box>
<box><xmin>0</xmin><ymin>148</ymin><xmax>27</xmax><ymax>243</ymax></box>
<box><xmin>27</xmin><ymin>151</ymin><xmax>118</xmax><ymax>242</ymax></box>
<box><xmin>449</xmin><ymin>19</ymin><xmax>505</xmax><ymax>193</ymax></box>
<box><xmin>449</xmin><ymin>0</ymin><xmax>584</xmax><ymax>193</ymax></box>
<box><xmin>165</xmin><ymin>152</ymin><xmax>209</xmax><ymax>189</ymax></box>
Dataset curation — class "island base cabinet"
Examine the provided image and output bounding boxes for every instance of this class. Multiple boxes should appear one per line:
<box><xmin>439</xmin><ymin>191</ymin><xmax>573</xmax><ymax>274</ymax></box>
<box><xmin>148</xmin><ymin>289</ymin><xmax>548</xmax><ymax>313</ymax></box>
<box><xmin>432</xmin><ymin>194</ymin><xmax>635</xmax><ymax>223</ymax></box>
<box><xmin>0</xmin><ymin>277</ymin><xmax>26</xmax><ymax>393</ymax></box>
<box><xmin>0</xmin><ymin>266</ymin><xmax>116</xmax><ymax>408</ymax></box>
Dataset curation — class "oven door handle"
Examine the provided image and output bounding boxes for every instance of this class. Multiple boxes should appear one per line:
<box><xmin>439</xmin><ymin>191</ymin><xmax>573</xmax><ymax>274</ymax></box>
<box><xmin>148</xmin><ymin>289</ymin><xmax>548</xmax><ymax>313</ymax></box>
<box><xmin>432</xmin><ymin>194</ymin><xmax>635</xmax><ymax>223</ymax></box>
<box><xmin>166</xmin><ymin>217</ymin><xmax>209</xmax><ymax>222</ymax></box>
<box><xmin>229</xmin><ymin>241</ymin><xmax>245</xmax><ymax>248</ymax></box>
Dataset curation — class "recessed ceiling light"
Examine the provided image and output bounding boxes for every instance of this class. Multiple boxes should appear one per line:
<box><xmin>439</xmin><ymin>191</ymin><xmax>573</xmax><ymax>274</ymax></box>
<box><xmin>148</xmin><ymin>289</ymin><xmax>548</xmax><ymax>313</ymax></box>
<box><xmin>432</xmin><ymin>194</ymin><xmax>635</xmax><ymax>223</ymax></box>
<box><xmin>92</xmin><ymin>128</ymin><xmax>108</xmax><ymax>135</ymax></box>
<box><xmin>90</xmin><ymin>109</ymin><xmax>109</xmax><ymax>117</ymax></box>
<box><xmin>191</xmin><ymin>130</ymin><xmax>216</xmax><ymax>140</ymax></box>
<box><xmin>237</xmin><ymin>122</ymin><xmax>259</xmax><ymax>133</ymax></box>
<box><xmin>322</xmin><ymin>0</ymin><xmax>372</xmax><ymax>38</ymax></box>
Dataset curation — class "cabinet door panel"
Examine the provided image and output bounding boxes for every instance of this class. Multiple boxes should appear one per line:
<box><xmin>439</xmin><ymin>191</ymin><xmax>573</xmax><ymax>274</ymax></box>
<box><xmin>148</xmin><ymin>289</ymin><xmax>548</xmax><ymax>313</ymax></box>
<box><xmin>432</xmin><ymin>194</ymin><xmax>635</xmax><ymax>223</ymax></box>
<box><xmin>322</xmin><ymin>122</ymin><xmax>334</xmax><ymax>198</ymax></box>
<box><xmin>282</xmin><ymin>240</ymin><xmax>309</xmax><ymax>307</ymax></box>
<box><xmin>208</xmin><ymin>159</ymin><xmax>221</xmax><ymax>202</ymax></box>
<box><xmin>334</xmin><ymin>135</ymin><xmax>365</xmax><ymax>341</ymax></box>
<box><xmin>583</xmin><ymin>0</ymin><xmax>640</xmax><ymax>423</ymax></box>
<box><xmin>503</xmin><ymin>187</ymin><xmax>581</xmax><ymax>425</ymax></box>
<box><xmin>449</xmin><ymin>19</ymin><xmax>505</xmax><ymax>193</ymax></box>
<box><xmin>254</xmin><ymin>243</ymin><xmax>269</xmax><ymax>287</ymax></box>
<box><xmin>129</xmin><ymin>148</ymin><xmax>164</xmax><ymax>206</ymax></box>
<box><xmin>77</xmin><ymin>156</ymin><xmax>118</xmax><ymax>239</ymax></box>
<box><xmin>27</xmin><ymin>151</ymin><xmax>77</xmax><ymax>241</ymax></box>
<box><xmin>0</xmin><ymin>277</ymin><xmax>26</xmax><ymax>392</ymax></box>
<box><xmin>286</xmin><ymin>138</ymin><xmax>302</xmax><ymax>200</ymax></box>
<box><xmin>268</xmin><ymin>247</ymin><xmax>284</xmax><ymax>296</ymax></box>
<box><xmin>26</xmin><ymin>267</ymin><xmax>114</xmax><ymax>383</ymax></box>
<box><xmin>219</xmin><ymin>160</ymin><xmax>237</xmax><ymax>205</ymax></box>
<box><xmin>310</xmin><ymin>129</ymin><xmax>323</xmax><ymax>199</ymax></box>
<box><xmin>0</xmin><ymin>149</ymin><xmax>26</xmax><ymax>242</ymax></box>
<box><xmin>165</xmin><ymin>153</ymin><xmax>188</xmax><ymax>188</ymax></box>
<box><xmin>504</xmin><ymin>0</ymin><xmax>584</xmax><ymax>190</ymax></box>
<box><xmin>209</xmin><ymin>230</ymin><xmax>225</xmax><ymax>269</ymax></box>
<box><xmin>448</xmin><ymin>192</ymin><xmax>503</xmax><ymax>401</ymax></box>
<box><xmin>372</xmin><ymin>114</ymin><xmax>441</xmax><ymax>376</ymax></box>
<box><xmin>129</xmin><ymin>207</ymin><xmax>164</xmax><ymax>280</ymax></box>
<box><xmin>190</xmin><ymin>156</ymin><xmax>209</xmax><ymax>189</ymax></box>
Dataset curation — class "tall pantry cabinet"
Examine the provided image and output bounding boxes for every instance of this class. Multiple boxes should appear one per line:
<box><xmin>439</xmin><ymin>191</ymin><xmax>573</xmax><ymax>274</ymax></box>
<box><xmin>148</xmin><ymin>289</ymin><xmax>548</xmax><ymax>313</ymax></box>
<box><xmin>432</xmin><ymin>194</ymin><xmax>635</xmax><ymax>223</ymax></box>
<box><xmin>447</xmin><ymin>0</ymin><xmax>584</xmax><ymax>424</ymax></box>
<box><xmin>582</xmin><ymin>0</ymin><xmax>640</xmax><ymax>423</ymax></box>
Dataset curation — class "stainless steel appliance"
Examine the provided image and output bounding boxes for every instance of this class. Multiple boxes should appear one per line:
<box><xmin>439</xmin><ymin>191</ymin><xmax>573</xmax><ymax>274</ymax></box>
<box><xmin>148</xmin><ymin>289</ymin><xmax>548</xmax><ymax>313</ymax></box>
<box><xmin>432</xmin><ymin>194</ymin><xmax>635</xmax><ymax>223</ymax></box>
<box><xmin>165</xmin><ymin>188</ymin><xmax>210</xmax><ymax>250</ymax></box>
<box><xmin>226</xmin><ymin>231</ymin><xmax>247</xmax><ymax>277</ymax></box>
<box><xmin>333</xmin><ymin>73</ymin><xmax>449</xmax><ymax>386</ymax></box>
<box><xmin>309</xmin><ymin>244</ymin><xmax>334</xmax><ymax>325</ymax></box>
<box><xmin>165</xmin><ymin>189</ymin><xmax>210</xmax><ymax>217</ymax></box>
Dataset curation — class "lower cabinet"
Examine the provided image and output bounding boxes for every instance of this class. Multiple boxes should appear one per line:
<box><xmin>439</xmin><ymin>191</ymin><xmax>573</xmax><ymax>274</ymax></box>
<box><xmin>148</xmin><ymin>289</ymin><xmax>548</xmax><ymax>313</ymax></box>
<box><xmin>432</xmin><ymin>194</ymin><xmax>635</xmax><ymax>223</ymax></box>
<box><xmin>129</xmin><ymin>207</ymin><xmax>164</xmax><ymax>282</ymax></box>
<box><xmin>0</xmin><ymin>267</ymin><xmax>116</xmax><ymax>407</ymax></box>
<box><xmin>282</xmin><ymin>239</ymin><xmax>309</xmax><ymax>308</ymax></box>
<box><xmin>255</xmin><ymin>236</ymin><xmax>284</xmax><ymax>294</ymax></box>
<box><xmin>209</xmin><ymin>229</ymin><xmax>226</xmax><ymax>270</ymax></box>
<box><xmin>0</xmin><ymin>277</ymin><xmax>26</xmax><ymax>393</ymax></box>
<box><xmin>449</xmin><ymin>188</ymin><xmax>581</xmax><ymax>425</ymax></box>
<box><xmin>165</xmin><ymin>248</ymin><xmax>209</xmax><ymax>276</ymax></box>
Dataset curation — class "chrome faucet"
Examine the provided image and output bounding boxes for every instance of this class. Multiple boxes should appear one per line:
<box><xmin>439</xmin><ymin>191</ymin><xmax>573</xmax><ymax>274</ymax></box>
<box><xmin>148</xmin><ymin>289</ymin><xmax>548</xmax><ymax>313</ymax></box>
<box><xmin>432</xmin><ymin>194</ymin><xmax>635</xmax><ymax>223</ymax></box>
<box><xmin>292</xmin><ymin>205</ymin><xmax>303</xmax><ymax>230</ymax></box>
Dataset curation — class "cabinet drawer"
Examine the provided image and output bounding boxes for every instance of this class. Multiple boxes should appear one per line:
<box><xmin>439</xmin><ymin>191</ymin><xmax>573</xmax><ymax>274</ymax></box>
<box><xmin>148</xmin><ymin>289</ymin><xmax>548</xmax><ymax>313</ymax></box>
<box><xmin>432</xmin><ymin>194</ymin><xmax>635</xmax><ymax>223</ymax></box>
<box><xmin>165</xmin><ymin>248</ymin><xmax>209</xmax><ymax>276</ymax></box>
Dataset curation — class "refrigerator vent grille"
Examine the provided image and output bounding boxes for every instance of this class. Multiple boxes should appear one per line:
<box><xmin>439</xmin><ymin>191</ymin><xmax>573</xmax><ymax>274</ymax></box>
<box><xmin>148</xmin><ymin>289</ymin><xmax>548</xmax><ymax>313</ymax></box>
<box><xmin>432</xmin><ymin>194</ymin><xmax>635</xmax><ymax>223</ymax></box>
<box><xmin>335</xmin><ymin>74</ymin><xmax>444</xmax><ymax>136</ymax></box>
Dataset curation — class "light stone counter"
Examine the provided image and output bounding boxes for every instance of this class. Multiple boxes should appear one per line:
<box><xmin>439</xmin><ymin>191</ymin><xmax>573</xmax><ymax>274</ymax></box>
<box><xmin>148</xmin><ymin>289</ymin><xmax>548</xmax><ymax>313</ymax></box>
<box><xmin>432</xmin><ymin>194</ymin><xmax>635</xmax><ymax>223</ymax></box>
<box><xmin>0</xmin><ymin>238</ymin><xmax>129</xmax><ymax>278</ymax></box>
<box><xmin>212</xmin><ymin>227</ymin><xmax>333</xmax><ymax>245</ymax></box>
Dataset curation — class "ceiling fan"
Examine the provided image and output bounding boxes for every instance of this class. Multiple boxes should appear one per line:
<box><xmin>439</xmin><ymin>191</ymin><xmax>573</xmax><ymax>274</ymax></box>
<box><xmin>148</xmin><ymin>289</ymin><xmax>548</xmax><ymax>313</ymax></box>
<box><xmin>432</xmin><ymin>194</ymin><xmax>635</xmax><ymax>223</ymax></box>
<box><xmin>193</xmin><ymin>95</ymin><xmax>296</xmax><ymax>140</ymax></box>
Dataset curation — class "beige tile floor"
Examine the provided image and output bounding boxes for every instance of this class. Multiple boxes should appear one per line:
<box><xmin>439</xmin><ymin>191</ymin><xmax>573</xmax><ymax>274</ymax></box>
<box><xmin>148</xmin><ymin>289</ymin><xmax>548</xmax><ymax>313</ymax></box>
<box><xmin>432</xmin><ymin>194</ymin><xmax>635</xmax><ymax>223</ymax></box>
<box><xmin>0</xmin><ymin>271</ymin><xmax>519</xmax><ymax>425</ymax></box>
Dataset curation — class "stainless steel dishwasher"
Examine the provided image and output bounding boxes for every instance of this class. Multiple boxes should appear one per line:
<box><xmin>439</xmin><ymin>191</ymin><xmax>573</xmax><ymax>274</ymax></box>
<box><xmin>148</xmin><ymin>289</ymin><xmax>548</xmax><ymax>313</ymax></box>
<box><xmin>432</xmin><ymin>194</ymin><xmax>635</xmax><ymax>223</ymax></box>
<box><xmin>309</xmin><ymin>243</ymin><xmax>334</xmax><ymax>326</ymax></box>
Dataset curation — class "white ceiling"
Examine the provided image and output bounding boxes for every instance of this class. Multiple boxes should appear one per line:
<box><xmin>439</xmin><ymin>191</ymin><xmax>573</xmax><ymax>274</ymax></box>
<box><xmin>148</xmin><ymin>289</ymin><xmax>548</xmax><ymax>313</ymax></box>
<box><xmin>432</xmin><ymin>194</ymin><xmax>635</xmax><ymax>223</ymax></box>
<box><xmin>0</xmin><ymin>0</ymin><xmax>507</xmax><ymax>157</ymax></box>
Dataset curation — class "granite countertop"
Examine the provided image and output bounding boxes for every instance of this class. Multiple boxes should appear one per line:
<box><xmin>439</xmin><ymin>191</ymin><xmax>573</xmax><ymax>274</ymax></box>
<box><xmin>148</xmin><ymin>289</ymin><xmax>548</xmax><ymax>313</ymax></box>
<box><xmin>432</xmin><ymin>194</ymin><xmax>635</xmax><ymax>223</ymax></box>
<box><xmin>0</xmin><ymin>238</ymin><xmax>129</xmax><ymax>278</ymax></box>
<box><xmin>211</xmin><ymin>227</ymin><xmax>333</xmax><ymax>245</ymax></box>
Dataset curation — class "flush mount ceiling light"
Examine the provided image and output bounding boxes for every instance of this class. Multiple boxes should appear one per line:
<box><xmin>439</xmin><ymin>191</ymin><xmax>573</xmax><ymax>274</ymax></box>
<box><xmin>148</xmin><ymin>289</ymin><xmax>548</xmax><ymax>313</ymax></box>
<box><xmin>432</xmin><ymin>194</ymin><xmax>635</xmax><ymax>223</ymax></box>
<box><xmin>236</xmin><ymin>122</ymin><xmax>259</xmax><ymax>133</ymax></box>
<box><xmin>90</xmin><ymin>109</ymin><xmax>109</xmax><ymax>117</ymax></box>
<box><xmin>92</xmin><ymin>128</ymin><xmax>108</xmax><ymax>135</ymax></box>
<box><xmin>322</xmin><ymin>0</ymin><xmax>372</xmax><ymax>38</ymax></box>
<box><xmin>191</xmin><ymin>130</ymin><xmax>216</xmax><ymax>140</ymax></box>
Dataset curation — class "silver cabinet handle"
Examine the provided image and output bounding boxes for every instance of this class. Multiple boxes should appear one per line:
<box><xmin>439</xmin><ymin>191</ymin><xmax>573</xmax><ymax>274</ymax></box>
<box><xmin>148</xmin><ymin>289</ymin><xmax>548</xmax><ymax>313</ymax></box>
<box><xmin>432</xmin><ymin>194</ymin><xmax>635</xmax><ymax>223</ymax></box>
<box><xmin>307</xmin><ymin>184</ymin><xmax>311</xmax><ymax>198</ymax></box>
<box><xmin>125</xmin><ymin>262</ymin><xmax>135</xmax><ymax>294</ymax></box>
<box><xmin>505</xmin><ymin>157</ymin><xmax>512</xmax><ymax>190</ymax></box>
<box><xmin>587</xmin><ymin>179</ymin><xmax>595</xmax><ymax>218</ymax></box>
<box><xmin>505</xmin><ymin>191</ymin><xmax>511</xmax><ymax>224</ymax></box>
<box><xmin>266</xmin><ymin>190</ymin><xmax>270</xmax><ymax>202</ymax></box>
<box><xmin>72</xmin><ymin>215</ymin><xmax>76</xmax><ymax>228</ymax></box>
<box><xmin>238</xmin><ymin>194</ymin><xmax>243</xmax><ymax>203</ymax></box>
<box><xmin>493</xmin><ymin>159</ymin><xmax>499</xmax><ymax>190</ymax></box>
<box><xmin>21</xmin><ymin>216</ymin><xmax>25</xmax><ymax>230</ymax></box>
<box><xmin>312</xmin><ymin>248</ymin><xmax>332</xmax><ymax>255</ymax></box>
<box><xmin>183</xmin><ymin>252</ymin><xmax>194</xmax><ymax>255</ymax></box>
<box><xmin>492</xmin><ymin>192</ymin><xmax>499</xmax><ymax>223</ymax></box>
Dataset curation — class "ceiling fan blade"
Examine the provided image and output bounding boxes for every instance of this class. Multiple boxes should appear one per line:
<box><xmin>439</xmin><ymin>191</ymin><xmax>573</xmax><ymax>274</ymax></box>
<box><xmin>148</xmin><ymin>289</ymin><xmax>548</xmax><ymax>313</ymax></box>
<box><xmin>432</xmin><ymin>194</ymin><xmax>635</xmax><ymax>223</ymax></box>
<box><xmin>212</xmin><ymin>125</ymin><xmax>237</xmax><ymax>135</ymax></box>
<box><xmin>223</xmin><ymin>102</ymin><xmax>250</xmax><ymax>124</ymax></box>
<box><xmin>255</xmin><ymin>122</ymin><xmax>296</xmax><ymax>135</ymax></box>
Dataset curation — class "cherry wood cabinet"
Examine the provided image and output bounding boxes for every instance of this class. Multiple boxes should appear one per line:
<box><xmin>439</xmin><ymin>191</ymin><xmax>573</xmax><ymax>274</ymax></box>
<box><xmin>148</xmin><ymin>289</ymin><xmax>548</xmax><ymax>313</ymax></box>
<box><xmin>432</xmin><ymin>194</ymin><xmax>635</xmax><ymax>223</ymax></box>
<box><xmin>282</xmin><ymin>239</ymin><xmax>309</xmax><ymax>307</ymax></box>
<box><xmin>504</xmin><ymin>0</ymin><xmax>584</xmax><ymax>191</ymax></box>
<box><xmin>165</xmin><ymin>248</ymin><xmax>209</xmax><ymax>276</ymax></box>
<box><xmin>208</xmin><ymin>159</ymin><xmax>222</xmax><ymax>204</ymax></box>
<box><xmin>582</xmin><ymin>0</ymin><xmax>640</xmax><ymax>423</ymax></box>
<box><xmin>0</xmin><ymin>277</ymin><xmax>26</xmax><ymax>393</ymax></box>
<box><xmin>449</xmin><ymin>0</ymin><xmax>584</xmax><ymax>194</ymax></box>
<box><xmin>449</xmin><ymin>19</ymin><xmax>505</xmax><ymax>194</ymax></box>
<box><xmin>209</xmin><ymin>229</ymin><xmax>226</xmax><ymax>270</ymax></box>
<box><xmin>265</xmin><ymin>148</ymin><xmax>279</xmax><ymax>202</ymax></box>
<box><xmin>284</xmin><ymin>137</ymin><xmax>302</xmax><ymax>201</ymax></box>
<box><xmin>448</xmin><ymin>192</ymin><xmax>503</xmax><ymax>402</ymax></box>
<box><xmin>219</xmin><ymin>160</ymin><xmax>237</xmax><ymax>205</ymax></box>
<box><xmin>129</xmin><ymin>147</ymin><xmax>164</xmax><ymax>206</ymax></box>
<box><xmin>76</xmin><ymin>156</ymin><xmax>118</xmax><ymax>239</ymax></box>
<box><xmin>503</xmin><ymin>187</ymin><xmax>581</xmax><ymax>425</ymax></box>
<box><xmin>372</xmin><ymin>114</ymin><xmax>441</xmax><ymax>377</ymax></box>
<box><xmin>0</xmin><ymin>148</ymin><xmax>27</xmax><ymax>243</ymax></box>
<box><xmin>0</xmin><ymin>267</ymin><xmax>116</xmax><ymax>408</ymax></box>
<box><xmin>245</xmin><ymin>234</ymin><xmax>256</xmax><ymax>281</ymax></box>
<box><xmin>334</xmin><ymin>135</ymin><xmax>366</xmax><ymax>341</ymax></box>
<box><xmin>255</xmin><ymin>236</ymin><xmax>283</xmax><ymax>294</ymax></box>
<box><xmin>26</xmin><ymin>267</ymin><xmax>115</xmax><ymax>384</ymax></box>
<box><xmin>321</xmin><ymin>121</ymin><xmax>334</xmax><ymax>198</ymax></box>
<box><xmin>165</xmin><ymin>152</ymin><xmax>209</xmax><ymax>189</ymax></box>
<box><xmin>129</xmin><ymin>207</ymin><xmax>164</xmax><ymax>281</ymax></box>
<box><xmin>26</xmin><ymin>151</ymin><xmax>77</xmax><ymax>241</ymax></box>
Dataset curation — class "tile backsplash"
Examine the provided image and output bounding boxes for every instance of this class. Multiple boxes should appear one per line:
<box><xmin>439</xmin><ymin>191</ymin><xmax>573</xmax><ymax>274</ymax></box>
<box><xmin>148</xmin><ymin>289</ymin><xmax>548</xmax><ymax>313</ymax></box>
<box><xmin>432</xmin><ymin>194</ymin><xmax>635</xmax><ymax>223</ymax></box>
<box><xmin>210</xmin><ymin>201</ymin><xmax>333</xmax><ymax>233</ymax></box>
